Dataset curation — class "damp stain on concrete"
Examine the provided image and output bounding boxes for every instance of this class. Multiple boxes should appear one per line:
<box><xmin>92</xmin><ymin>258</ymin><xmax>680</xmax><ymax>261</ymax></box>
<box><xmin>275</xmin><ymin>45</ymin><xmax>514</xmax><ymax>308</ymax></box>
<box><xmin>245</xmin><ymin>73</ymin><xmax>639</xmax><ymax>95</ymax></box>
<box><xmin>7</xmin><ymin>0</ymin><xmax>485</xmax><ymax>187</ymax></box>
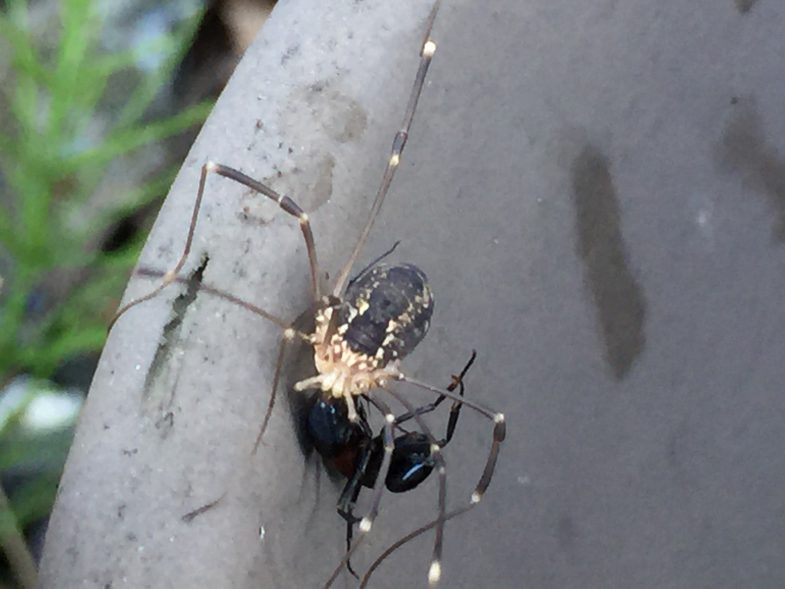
<box><xmin>714</xmin><ymin>97</ymin><xmax>785</xmax><ymax>242</ymax></box>
<box><xmin>571</xmin><ymin>145</ymin><xmax>647</xmax><ymax>379</ymax></box>
<box><xmin>734</xmin><ymin>0</ymin><xmax>758</xmax><ymax>14</ymax></box>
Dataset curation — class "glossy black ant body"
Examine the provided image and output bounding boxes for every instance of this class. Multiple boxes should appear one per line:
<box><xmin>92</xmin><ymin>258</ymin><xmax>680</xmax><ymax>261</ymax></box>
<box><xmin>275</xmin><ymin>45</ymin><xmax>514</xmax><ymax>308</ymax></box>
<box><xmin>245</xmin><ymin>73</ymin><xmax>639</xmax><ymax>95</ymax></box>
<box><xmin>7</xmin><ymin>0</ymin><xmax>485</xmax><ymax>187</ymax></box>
<box><xmin>306</xmin><ymin>352</ymin><xmax>476</xmax><ymax>577</ymax></box>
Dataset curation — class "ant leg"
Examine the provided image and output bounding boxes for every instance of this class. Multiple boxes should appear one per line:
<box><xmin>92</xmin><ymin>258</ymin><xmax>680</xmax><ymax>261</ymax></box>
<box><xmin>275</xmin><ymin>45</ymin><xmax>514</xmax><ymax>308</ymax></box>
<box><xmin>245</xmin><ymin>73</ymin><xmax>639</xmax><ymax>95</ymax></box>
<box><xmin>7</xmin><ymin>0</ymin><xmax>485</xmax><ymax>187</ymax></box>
<box><xmin>360</xmin><ymin>377</ymin><xmax>506</xmax><ymax>589</ymax></box>
<box><xmin>336</xmin><ymin>443</ymin><xmax>375</xmax><ymax>579</ymax></box>
<box><xmin>393</xmin><ymin>350</ymin><xmax>477</xmax><ymax>444</ymax></box>
<box><xmin>439</xmin><ymin>350</ymin><xmax>477</xmax><ymax>445</ymax></box>
<box><xmin>341</xmin><ymin>489</ymin><xmax>363</xmax><ymax>579</ymax></box>
<box><xmin>346</xmin><ymin>240</ymin><xmax>401</xmax><ymax>290</ymax></box>
<box><xmin>332</xmin><ymin>0</ymin><xmax>442</xmax><ymax>295</ymax></box>
<box><xmin>109</xmin><ymin>160</ymin><xmax>321</xmax><ymax>331</ymax></box>
<box><xmin>337</xmin><ymin>444</ymin><xmax>374</xmax><ymax>526</ymax></box>
<box><xmin>323</xmin><ymin>397</ymin><xmax>395</xmax><ymax>589</ymax></box>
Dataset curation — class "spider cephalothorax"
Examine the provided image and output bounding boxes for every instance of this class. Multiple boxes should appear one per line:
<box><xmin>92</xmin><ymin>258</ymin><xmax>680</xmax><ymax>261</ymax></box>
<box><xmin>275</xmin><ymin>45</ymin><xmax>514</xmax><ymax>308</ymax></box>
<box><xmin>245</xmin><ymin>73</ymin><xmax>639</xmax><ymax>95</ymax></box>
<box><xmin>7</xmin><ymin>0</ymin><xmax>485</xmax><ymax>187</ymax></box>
<box><xmin>294</xmin><ymin>263</ymin><xmax>434</xmax><ymax>421</ymax></box>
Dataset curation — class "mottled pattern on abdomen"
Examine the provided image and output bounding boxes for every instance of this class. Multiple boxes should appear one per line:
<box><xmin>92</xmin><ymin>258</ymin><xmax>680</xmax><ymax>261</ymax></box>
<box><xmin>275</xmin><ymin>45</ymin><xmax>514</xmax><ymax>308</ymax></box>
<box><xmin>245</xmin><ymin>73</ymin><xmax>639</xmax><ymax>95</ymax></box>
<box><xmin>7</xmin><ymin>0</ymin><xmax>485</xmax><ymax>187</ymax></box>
<box><xmin>339</xmin><ymin>263</ymin><xmax>434</xmax><ymax>365</ymax></box>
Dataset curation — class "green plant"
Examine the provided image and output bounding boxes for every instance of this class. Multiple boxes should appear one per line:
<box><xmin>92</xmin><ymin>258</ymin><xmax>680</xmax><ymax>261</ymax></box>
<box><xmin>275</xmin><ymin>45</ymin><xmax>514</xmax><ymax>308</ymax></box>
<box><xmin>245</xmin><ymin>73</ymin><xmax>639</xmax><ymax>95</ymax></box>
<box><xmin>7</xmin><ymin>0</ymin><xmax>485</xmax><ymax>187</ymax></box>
<box><xmin>0</xmin><ymin>0</ymin><xmax>212</xmax><ymax>585</ymax></box>
<box><xmin>0</xmin><ymin>0</ymin><xmax>211</xmax><ymax>380</ymax></box>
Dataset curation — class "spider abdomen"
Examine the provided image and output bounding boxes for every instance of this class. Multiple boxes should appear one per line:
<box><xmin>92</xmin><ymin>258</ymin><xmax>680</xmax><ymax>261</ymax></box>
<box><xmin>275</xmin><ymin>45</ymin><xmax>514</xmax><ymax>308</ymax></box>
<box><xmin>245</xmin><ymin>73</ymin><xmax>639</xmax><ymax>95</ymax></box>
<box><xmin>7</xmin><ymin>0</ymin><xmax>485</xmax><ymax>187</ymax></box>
<box><xmin>339</xmin><ymin>263</ymin><xmax>434</xmax><ymax>365</ymax></box>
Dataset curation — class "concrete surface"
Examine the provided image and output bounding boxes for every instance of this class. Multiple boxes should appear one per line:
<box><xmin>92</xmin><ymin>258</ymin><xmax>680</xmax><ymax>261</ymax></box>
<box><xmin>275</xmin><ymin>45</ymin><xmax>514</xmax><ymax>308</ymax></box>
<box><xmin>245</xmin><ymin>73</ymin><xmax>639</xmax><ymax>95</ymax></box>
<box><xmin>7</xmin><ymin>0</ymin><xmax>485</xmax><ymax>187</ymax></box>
<box><xmin>38</xmin><ymin>0</ymin><xmax>785</xmax><ymax>588</ymax></box>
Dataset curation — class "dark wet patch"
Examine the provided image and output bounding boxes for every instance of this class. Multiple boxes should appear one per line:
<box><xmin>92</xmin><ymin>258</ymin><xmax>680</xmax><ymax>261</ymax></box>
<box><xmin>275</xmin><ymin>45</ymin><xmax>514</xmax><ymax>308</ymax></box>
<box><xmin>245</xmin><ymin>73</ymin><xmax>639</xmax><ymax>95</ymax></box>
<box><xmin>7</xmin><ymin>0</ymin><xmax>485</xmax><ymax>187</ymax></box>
<box><xmin>571</xmin><ymin>145</ymin><xmax>647</xmax><ymax>379</ymax></box>
<box><xmin>250</xmin><ymin>80</ymin><xmax>366</xmax><ymax>215</ymax></box>
<box><xmin>734</xmin><ymin>0</ymin><xmax>758</xmax><ymax>14</ymax></box>
<box><xmin>312</xmin><ymin>154</ymin><xmax>336</xmax><ymax>209</ymax></box>
<box><xmin>302</xmin><ymin>81</ymin><xmax>368</xmax><ymax>144</ymax></box>
<box><xmin>714</xmin><ymin>97</ymin><xmax>785</xmax><ymax>241</ymax></box>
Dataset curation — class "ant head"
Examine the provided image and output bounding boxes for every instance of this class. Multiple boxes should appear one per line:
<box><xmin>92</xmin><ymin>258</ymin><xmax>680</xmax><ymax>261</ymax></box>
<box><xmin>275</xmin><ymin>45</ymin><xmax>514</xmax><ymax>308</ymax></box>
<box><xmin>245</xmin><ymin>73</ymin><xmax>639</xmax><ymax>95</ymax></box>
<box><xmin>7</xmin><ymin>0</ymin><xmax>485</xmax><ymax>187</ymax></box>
<box><xmin>306</xmin><ymin>393</ymin><xmax>371</xmax><ymax>459</ymax></box>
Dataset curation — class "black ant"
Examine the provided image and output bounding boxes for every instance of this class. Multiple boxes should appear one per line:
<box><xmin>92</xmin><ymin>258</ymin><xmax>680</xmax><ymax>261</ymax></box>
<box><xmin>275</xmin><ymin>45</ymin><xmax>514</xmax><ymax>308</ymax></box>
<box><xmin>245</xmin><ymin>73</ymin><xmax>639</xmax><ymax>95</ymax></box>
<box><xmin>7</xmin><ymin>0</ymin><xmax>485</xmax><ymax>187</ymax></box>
<box><xmin>307</xmin><ymin>351</ymin><xmax>476</xmax><ymax>580</ymax></box>
<box><xmin>110</xmin><ymin>1</ymin><xmax>505</xmax><ymax>586</ymax></box>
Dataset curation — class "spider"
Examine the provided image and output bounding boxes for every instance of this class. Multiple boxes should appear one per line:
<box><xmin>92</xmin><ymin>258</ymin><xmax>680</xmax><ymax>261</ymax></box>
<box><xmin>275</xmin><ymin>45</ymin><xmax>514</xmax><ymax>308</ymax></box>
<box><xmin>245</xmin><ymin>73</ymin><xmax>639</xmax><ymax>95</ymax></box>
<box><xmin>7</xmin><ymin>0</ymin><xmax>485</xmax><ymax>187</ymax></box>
<box><xmin>111</xmin><ymin>1</ymin><xmax>505</xmax><ymax>586</ymax></box>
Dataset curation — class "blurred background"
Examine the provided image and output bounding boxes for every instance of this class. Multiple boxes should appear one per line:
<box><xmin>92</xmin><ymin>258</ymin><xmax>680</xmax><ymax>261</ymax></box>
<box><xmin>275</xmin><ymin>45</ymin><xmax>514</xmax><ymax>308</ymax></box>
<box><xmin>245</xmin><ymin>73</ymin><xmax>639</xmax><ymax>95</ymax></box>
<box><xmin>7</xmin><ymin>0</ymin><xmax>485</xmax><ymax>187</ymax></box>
<box><xmin>0</xmin><ymin>1</ymin><xmax>273</xmax><ymax>586</ymax></box>
<box><xmin>6</xmin><ymin>1</ymin><xmax>785</xmax><ymax>588</ymax></box>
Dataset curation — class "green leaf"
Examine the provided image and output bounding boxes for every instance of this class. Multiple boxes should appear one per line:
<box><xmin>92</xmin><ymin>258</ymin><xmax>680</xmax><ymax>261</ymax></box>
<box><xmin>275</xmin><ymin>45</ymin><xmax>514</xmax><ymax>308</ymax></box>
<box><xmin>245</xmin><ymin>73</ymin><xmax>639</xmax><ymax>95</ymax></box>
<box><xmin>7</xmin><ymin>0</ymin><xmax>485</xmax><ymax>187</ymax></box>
<box><xmin>115</xmin><ymin>8</ymin><xmax>204</xmax><ymax>130</ymax></box>
<box><xmin>64</xmin><ymin>100</ymin><xmax>212</xmax><ymax>170</ymax></box>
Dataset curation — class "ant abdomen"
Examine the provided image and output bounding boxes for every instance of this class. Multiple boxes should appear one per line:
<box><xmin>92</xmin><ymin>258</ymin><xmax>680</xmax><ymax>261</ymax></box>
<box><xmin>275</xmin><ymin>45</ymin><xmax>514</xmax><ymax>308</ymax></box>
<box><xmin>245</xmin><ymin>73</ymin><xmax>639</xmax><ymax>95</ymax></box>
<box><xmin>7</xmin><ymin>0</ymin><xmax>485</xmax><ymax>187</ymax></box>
<box><xmin>339</xmin><ymin>263</ymin><xmax>434</xmax><ymax>365</ymax></box>
<box><xmin>363</xmin><ymin>432</ymin><xmax>434</xmax><ymax>493</ymax></box>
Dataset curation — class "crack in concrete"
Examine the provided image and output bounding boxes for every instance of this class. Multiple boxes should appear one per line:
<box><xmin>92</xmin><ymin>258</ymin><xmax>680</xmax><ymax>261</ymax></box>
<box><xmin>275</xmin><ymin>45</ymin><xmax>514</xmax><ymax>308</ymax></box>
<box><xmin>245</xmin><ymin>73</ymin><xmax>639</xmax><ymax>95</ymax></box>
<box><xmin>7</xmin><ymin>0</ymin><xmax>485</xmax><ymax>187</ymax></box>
<box><xmin>143</xmin><ymin>257</ymin><xmax>210</xmax><ymax>398</ymax></box>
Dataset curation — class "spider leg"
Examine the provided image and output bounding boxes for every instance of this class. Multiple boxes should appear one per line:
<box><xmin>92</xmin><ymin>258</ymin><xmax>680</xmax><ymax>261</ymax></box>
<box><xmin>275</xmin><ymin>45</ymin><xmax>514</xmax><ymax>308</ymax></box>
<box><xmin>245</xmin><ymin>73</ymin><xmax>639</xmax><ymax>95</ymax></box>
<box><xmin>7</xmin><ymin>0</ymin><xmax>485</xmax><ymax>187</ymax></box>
<box><xmin>360</xmin><ymin>375</ymin><xmax>505</xmax><ymax>588</ymax></box>
<box><xmin>109</xmin><ymin>160</ymin><xmax>321</xmax><ymax>331</ymax></box>
<box><xmin>252</xmin><ymin>328</ymin><xmax>299</xmax><ymax>451</ymax></box>
<box><xmin>380</xmin><ymin>386</ymin><xmax>448</xmax><ymax>588</ymax></box>
<box><xmin>323</xmin><ymin>396</ymin><xmax>395</xmax><ymax>589</ymax></box>
<box><xmin>336</xmin><ymin>440</ymin><xmax>376</xmax><ymax>579</ymax></box>
<box><xmin>129</xmin><ymin>267</ymin><xmax>315</xmax><ymax>449</ymax></box>
<box><xmin>332</xmin><ymin>0</ymin><xmax>442</xmax><ymax>295</ymax></box>
<box><xmin>358</xmin><ymin>505</ymin><xmax>473</xmax><ymax>589</ymax></box>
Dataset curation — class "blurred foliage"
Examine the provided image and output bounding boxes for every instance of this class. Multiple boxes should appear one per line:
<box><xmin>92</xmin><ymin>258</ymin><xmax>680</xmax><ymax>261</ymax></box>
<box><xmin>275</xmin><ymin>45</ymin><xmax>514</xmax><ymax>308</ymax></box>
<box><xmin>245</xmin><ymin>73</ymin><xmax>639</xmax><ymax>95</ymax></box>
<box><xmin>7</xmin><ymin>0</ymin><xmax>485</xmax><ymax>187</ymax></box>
<box><xmin>0</xmin><ymin>0</ymin><xmax>210</xmax><ymax>379</ymax></box>
<box><xmin>0</xmin><ymin>0</ymin><xmax>211</xmax><ymax>585</ymax></box>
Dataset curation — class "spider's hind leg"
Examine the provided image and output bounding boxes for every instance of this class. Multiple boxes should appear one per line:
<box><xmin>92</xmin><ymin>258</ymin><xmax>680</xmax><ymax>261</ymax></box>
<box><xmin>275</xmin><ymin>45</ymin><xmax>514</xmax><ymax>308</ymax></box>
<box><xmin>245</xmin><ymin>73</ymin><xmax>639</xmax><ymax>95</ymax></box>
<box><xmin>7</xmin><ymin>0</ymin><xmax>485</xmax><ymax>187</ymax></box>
<box><xmin>110</xmin><ymin>162</ymin><xmax>322</xmax><ymax>331</ymax></box>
